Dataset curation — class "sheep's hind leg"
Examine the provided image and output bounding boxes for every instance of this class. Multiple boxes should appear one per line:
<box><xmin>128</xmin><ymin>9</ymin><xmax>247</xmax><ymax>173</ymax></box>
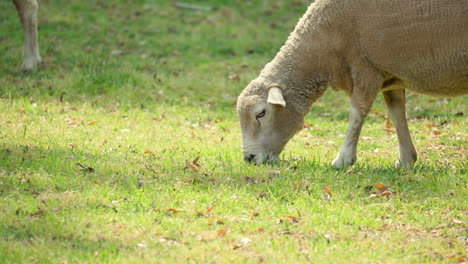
<box><xmin>332</xmin><ymin>66</ymin><xmax>383</xmax><ymax>169</ymax></box>
<box><xmin>382</xmin><ymin>89</ymin><xmax>417</xmax><ymax>167</ymax></box>
<box><xmin>13</xmin><ymin>0</ymin><xmax>41</xmax><ymax>72</ymax></box>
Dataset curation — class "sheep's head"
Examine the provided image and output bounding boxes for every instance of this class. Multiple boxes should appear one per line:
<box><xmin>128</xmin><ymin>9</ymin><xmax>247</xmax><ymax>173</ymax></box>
<box><xmin>237</xmin><ymin>79</ymin><xmax>304</xmax><ymax>164</ymax></box>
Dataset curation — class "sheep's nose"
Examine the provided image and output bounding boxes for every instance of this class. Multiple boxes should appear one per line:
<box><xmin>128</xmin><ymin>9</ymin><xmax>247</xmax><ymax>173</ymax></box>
<box><xmin>244</xmin><ymin>154</ymin><xmax>256</xmax><ymax>162</ymax></box>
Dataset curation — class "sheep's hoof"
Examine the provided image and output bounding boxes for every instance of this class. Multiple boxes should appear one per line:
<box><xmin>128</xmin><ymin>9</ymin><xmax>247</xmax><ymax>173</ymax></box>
<box><xmin>22</xmin><ymin>56</ymin><xmax>42</xmax><ymax>73</ymax></box>
<box><xmin>331</xmin><ymin>155</ymin><xmax>356</xmax><ymax>169</ymax></box>
<box><xmin>393</xmin><ymin>159</ymin><xmax>415</xmax><ymax>169</ymax></box>
<box><xmin>22</xmin><ymin>63</ymin><xmax>37</xmax><ymax>73</ymax></box>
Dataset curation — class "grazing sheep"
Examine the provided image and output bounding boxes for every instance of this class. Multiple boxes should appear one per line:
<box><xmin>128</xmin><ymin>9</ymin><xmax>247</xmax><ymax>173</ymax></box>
<box><xmin>237</xmin><ymin>0</ymin><xmax>468</xmax><ymax>168</ymax></box>
<box><xmin>13</xmin><ymin>0</ymin><xmax>41</xmax><ymax>72</ymax></box>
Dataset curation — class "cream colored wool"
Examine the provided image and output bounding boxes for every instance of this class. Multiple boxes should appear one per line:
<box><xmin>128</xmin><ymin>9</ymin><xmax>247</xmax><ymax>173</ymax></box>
<box><xmin>237</xmin><ymin>0</ymin><xmax>468</xmax><ymax>168</ymax></box>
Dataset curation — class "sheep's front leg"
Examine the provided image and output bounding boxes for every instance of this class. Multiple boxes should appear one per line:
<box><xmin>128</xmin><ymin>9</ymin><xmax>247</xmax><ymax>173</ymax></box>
<box><xmin>332</xmin><ymin>104</ymin><xmax>369</xmax><ymax>168</ymax></box>
<box><xmin>383</xmin><ymin>89</ymin><xmax>417</xmax><ymax>167</ymax></box>
<box><xmin>13</xmin><ymin>0</ymin><xmax>41</xmax><ymax>72</ymax></box>
<box><xmin>332</xmin><ymin>68</ymin><xmax>382</xmax><ymax>169</ymax></box>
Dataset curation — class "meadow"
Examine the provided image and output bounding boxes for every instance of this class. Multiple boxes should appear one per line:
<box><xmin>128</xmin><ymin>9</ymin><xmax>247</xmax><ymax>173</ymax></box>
<box><xmin>0</xmin><ymin>0</ymin><xmax>466</xmax><ymax>263</ymax></box>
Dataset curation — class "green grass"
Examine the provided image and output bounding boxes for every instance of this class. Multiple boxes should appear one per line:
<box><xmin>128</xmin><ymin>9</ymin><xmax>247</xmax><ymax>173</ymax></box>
<box><xmin>0</xmin><ymin>0</ymin><xmax>467</xmax><ymax>263</ymax></box>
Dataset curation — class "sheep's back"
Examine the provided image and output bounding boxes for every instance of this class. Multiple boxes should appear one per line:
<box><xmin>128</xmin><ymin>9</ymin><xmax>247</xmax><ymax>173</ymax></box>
<box><xmin>343</xmin><ymin>0</ymin><xmax>468</xmax><ymax>96</ymax></box>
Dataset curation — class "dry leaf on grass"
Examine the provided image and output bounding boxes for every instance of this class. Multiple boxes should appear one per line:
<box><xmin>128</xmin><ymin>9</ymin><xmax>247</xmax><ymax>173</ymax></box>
<box><xmin>384</xmin><ymin>120</ymin><xmax>393</xmax><ymax>128</ymax></box>
<box><xmin>76</xmin><ymin>162</ymin><xmax>95</xmax><ymax>173</ymax></box>
<box><xmin>285</xmin><ymin>216</ymin><xmax>300</xmax><ymax>223</ymax></box>
<box><xmin>304</xmin><ymin>120</ymin><xmax>313</xmax><ymax>129</ymax></box>
<box><xmin>368</xmin><ymin>183</ymin><xmax>397</xmax><ymax>198</ymax></box>
<box><xmin>233</xmin><ymin>237</ymin><xmax>252</xmax><ymax>250</ymax></box>
<box><xmin>184</xmin><ymin>157</ymin><xmax>202</xmax><ymax>172</ymax></box>
<box><xmin>323</xmin><ymin>185</ymin><xmax>333</xmax><ymax>201</ymax></box>
<box><xmin>217</xmin><ymin>226</ymin><xmax>229</xmax><ymax>237</ymax></box>
<box><xmin>167</xmin><ymin>208</ymin><xmax>183</xmax><ymax>214</ymax></box>
<box><xmin>425</xmin><ymin>123</ymin><xmax>439</xmax><ymax>128</ymax></box>
<box><xmin>206</xmin><ymin>201</ymin><xmax>221</xmax><ymax>213</ymax></box>
<box><xmin>159</xmin><ymin>237</ymin><xmax>179</xmax><ymax>245</ymax></box>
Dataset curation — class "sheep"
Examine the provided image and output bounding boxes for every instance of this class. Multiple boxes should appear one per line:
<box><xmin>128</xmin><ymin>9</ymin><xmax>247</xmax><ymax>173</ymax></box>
<box><xmin>237</xmin><ymin>0</ymin><xmax>468</xmax><ymax>168</ymax></box>
<box><xmin>12</xmin><ymin>0</ymin><xmax>41</xmax><ymax>72</ymax></box>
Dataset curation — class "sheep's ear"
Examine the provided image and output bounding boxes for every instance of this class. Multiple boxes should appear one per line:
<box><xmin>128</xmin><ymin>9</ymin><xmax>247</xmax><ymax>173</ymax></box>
<box><xmin>267</xmin><ymin>87</ymin><xmax>286</xmax><ymax>107</ymax></box>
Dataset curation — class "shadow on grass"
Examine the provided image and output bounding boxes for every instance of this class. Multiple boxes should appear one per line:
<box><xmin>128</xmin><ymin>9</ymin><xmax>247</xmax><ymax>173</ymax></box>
<box><xmin>1</xmin><ymin>223</ymin><xmax>125</xmax><ymax>262</ymax></box>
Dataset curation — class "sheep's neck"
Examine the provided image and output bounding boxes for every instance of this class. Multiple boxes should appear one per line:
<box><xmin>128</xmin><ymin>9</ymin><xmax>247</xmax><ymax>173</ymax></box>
<box><xmin>261</xmin><ymin>3</ymin><xmax>331</xmax><ymax>116</ymax></box>
<box><xmin>262</xmin><ymin>45</ymin><xmax>328</xmax><ymax>117</ymax></box>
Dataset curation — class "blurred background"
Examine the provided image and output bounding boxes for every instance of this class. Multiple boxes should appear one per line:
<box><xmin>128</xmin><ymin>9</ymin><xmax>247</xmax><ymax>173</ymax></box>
<box><xmin>1</xmin><ymin>1</ymin><xmax>311</xmax><ymax>108</ymax></box>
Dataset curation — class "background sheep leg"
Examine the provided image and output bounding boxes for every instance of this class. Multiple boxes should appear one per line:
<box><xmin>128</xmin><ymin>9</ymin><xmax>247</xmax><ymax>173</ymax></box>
<box><xmin>383</xmin><ymin>89</ymin><xmax>417</xmax><ymax>167</ymax></box>
<box><xmin>13</xmin><ymin>0</ymin><xmax>41</xmax><ymax>72</ymax></box>
<box><xmin>332</xmin><ymin>67</ymin><xmax>383</xmax><ymax>169</ymax></box>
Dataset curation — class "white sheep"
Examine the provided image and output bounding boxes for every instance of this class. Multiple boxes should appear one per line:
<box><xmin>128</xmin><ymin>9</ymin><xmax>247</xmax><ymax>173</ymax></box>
<box><xmin>237</xmin><ymin>0</ymin><xmax>468</xmax><ymax>168</ymax></box>
<box><xmin>13</xmin><ymin>0</ymin><xmax>41</xmax><ymax>72</ymax></box>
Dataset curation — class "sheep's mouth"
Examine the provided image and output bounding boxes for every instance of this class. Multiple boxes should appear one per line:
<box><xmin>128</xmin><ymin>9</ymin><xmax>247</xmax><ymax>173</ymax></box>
<box><xmin>244</xmin><ymin>153</ymin><xmax>279</xmax><ymax>165</ymax></box>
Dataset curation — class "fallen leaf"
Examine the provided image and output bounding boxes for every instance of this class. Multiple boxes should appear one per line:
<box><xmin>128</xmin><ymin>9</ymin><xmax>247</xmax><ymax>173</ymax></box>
<box><xmin>233</xmin><ymin>238</ymin><xmax>252</xmax><ymax>250</ymax></box>
<box><xmin>184</xmin><ymin>157</ymin><xmax>202</xmax><ymax>172</ymax></box>
<box><xmin>217</xmin><ymin>226</ymin><xmax>228</xmax><ymax>237</ymax></box>
<box><xmin>244</xmin><ymin>176</ymin><xmax>258</xmax><ymax>184</ymax></box>
<box><xmin>240</xmin><ymin>237</ymin><xmax>252</xmax><ymax>245</ymax></box>
<box><xmin>159</xmin><ymin>237</ymin><xmax>179</xmax><ymax>245</ymax></box>
<box><xmin>384</xmin><ymin>120</ymin><xmax>393</xmax><ymax>128</ymax></box>
<box><xmin>137</xmin><ymin>243</ymin><xmax>147</xmax><ymax>248</ymax></box>
<box><xmin>87</xmin><ymin>120</ymin><xmax>98</xmax><ymax>125</ymax></box>
<box><xmin>375</xmin><ymin>183</ymin><xmax>387</xmax><ymax>189</ymax></box>
<box><xmin>323</xmin><ymin>186</ymin><xmax>333</xmax><ymax>194</ymax></box>
<box><xmin>323</xmin><ymin>185</ymin><xmax>333</xmax><ymax>201</ymax></box>
<box><xmin>368</xmin><ymin>183</ymin><xmax>397</xmax><ymax>198</ymax></box>
<box><xmin>432</xmin><ymin>129</ymin><xmax>442</xmax><ymax>135</ymax></box>
<box><xmin>292</xmin><ymin>182</ymin><xmax>299</xmax><ymax>190</ymax></box>
<box><xmin>425</xmin><ymin>123</ymin><xmax>439</xmax><ymax>128</ymax></box>
<box><xmin>144</xmin><ymin>150</ymin><xmax>155</xmax><ymax>155</ymax></box>
<box><xmin>76</xmin><ymin>162</ymin><xmax>95</xmax><ymax>173</ymax></box>
<box><xmin>285</xmin><ymin>216</ymin><xmax>299</xmax><ymax>223</ymax></box>
<box><xmin>206</xmin><ymin>201</ymin><xmax>221</xmax><ymax>213</ymax></box>
<box><xmin>255</xmin><ymin>192</ymin><xmax>268</xmax><ymax>199</ymax></box>
<box><xmin>192</xmin><ymin>157</ymin><xmax>201</xmax><ymax>167</ymax></box>
<box><xmin>167</xmin><ymin>208</ymin><xmax>182</xmax><ymax>213</ymax></box>
<box><xmin>258</xmin><ymin>228</ymin><xmax>265</xmax><ymax>233</ymax></box>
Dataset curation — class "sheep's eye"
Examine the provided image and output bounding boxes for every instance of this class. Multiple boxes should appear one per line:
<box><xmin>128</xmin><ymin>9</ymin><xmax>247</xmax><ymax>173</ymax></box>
<box><xmin>256</xmin><ymin>110</ymin><xmax>266</xmax><ymax>119</ymax></box>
